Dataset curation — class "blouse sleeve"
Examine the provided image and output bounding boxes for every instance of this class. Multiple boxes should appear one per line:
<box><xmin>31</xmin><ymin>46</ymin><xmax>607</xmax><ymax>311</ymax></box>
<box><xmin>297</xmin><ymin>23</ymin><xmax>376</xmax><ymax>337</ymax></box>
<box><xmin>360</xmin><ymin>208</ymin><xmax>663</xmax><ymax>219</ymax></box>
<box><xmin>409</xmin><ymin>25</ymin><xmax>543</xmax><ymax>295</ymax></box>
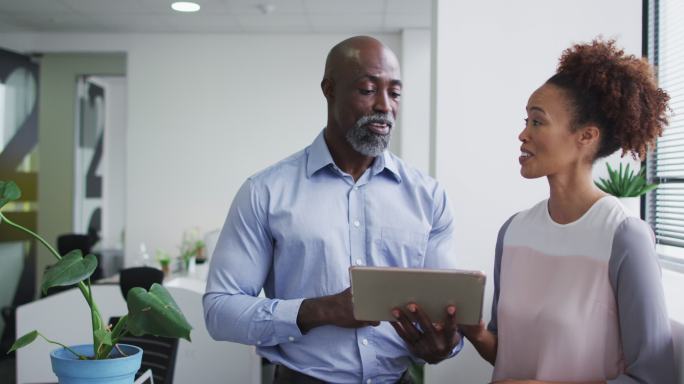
<box><xmin>487</xmin><ymin>214</ymin><xmax>516</xmax><ymax>335</ymax></box>
<box><xmin>607</xmin><ymin>217</ymin><xmax>676</xmax><ymax>384</ymax></box>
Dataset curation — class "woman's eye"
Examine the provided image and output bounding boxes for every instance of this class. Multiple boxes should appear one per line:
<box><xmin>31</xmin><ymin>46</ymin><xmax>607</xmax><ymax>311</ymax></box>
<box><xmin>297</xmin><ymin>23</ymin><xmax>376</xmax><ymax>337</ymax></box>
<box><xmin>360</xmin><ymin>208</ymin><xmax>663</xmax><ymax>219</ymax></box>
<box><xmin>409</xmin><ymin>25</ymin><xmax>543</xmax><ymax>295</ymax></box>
<box><xmin>524</xmin><ymin>118</ymin><xmax>541</xmax><ymax>127</ymax></box>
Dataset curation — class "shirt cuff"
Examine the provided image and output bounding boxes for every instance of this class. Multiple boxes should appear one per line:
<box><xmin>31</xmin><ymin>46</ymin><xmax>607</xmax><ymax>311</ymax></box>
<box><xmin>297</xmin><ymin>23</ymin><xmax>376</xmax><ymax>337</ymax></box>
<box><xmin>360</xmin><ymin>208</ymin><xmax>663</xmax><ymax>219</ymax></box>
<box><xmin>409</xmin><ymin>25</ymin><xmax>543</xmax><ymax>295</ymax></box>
<box><xmin>448</xmin><ymin>333</ymin><xmax>465</xmax><ymax>358</ymax></box>
<box><xmin>272</xmin><ymin>298</ymin><xmax>305</xmax><ymax>343</ymax></box>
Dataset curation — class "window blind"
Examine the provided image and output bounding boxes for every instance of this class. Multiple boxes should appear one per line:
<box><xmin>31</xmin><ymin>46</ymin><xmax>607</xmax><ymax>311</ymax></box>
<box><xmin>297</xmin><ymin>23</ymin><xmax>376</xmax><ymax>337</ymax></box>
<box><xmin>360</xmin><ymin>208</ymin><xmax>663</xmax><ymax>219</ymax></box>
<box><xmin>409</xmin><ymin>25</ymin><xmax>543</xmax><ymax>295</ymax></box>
<box><xmin>647</xmin><ymin>0</ymin><xmax>684</xmax><ymax>260</ymax></box>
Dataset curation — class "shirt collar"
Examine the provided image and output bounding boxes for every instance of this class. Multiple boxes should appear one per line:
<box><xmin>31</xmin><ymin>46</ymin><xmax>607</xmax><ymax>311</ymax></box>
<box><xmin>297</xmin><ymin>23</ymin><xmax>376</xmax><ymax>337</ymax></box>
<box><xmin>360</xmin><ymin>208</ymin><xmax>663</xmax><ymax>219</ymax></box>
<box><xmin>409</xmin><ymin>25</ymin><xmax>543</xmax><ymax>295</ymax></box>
<box><xmin>306</xmin><ymin>130</ymin><xmax>335</xmax><ymax>178</ymax></box>
<box><xmin>306</xmin><ymin>129</ymin><xmax>402</xmax><ymax>183</ymax></box>
<box><xmin>372</xmin><ymin>150</ymin><xmax>402</xmax><ymax>183</ymax></box>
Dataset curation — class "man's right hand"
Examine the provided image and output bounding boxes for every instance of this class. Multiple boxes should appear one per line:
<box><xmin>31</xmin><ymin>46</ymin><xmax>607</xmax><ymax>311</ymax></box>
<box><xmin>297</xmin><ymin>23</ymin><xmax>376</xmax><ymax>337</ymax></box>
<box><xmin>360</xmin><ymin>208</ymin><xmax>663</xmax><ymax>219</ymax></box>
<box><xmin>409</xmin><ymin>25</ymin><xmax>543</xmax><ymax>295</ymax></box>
<box><xmin>296</xmin><ymin>287</ymin><xmax>380</xmax><ymax>333</ymax></box>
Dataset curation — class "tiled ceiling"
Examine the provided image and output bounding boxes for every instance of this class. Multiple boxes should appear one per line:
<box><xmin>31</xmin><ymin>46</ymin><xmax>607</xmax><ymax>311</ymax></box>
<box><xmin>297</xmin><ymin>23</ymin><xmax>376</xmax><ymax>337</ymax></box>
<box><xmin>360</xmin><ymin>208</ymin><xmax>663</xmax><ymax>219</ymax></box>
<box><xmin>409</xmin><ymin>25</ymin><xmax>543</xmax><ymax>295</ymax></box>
<box><xmin>0</xmin><ymin>0</ymin><xmax>432</xmax><ymax>33</ymax></box>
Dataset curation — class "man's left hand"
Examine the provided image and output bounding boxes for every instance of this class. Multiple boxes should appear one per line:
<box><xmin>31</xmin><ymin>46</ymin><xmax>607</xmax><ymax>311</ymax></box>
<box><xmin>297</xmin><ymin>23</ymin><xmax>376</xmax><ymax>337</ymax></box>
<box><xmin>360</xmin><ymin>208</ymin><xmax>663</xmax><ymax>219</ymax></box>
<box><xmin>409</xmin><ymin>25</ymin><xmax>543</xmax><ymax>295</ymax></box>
<box><xmin>389</xmin><ymin>303</ymin><xmax>460</xmax><ymax>364</ymax></box>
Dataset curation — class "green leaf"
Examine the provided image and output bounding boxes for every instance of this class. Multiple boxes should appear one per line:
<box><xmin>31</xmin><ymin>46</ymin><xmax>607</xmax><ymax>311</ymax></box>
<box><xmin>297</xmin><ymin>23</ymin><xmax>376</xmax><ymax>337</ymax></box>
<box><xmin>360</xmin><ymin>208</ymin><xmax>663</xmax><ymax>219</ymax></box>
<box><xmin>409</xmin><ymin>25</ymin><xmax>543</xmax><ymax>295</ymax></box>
<box><xmin>94</xmin><ymin>329</ymin><xmax>113</xmax><ymax>358</ymax></box>
<box><xmin>126</xmin><ymin>283</ymin><xmax>192</xmax><ymax>341</ymax></box>
<box><xmin>41</xmin><ymin>250</ymin><xmax>98</xmax><ymax>295</ymax></box>
<box><xmin>0</xmin><ymin>181</ymin><xmax>21</xmax><ymax>210</ymax></box>
<box><xmin>8</xmin><ymin>330</ymin><xmax>38</xmax><ymax>353</ymax></box>
<box><xmin>608</xmin><ymin>164</ymin><xmax>620</xmax><ymax>194</ymax></box>
<box><xmin>624</xmin><ymin>176</ymin><xmax>644</xmax><ymax>197</ymax></box>
<box><xmin>596</xmin><ymin>163</ymin><xmax>658</xmax><ymax>197</ymax></box>
<box><xmin>595</xmin><ymin>180</ymin><xmax>608</xmax><ymax>193</ymax></box>
<box><xmin>94</xmin><ymin>329</ymin><xmax>112</xmax><ymax>347</ymax></box>
<box><xmin>639</xmin><ymin>182</ymin><xmax>659</xmax><ymax>195</ymax></box>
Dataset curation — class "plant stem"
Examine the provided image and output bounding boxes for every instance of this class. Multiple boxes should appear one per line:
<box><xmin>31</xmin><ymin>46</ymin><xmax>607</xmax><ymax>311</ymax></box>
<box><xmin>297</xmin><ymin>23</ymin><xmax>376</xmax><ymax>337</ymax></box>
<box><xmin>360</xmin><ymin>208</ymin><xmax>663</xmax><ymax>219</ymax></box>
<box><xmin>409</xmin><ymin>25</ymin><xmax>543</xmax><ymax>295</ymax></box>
<box><xmin>113</xmin><ymin>343</ymin><xmax>128</xmax><ymax>357</ymax></box>
<box><xmin>86</xmin><ymin>278</ymin><xmax>100</xmax><ymax>357</ymax></box>
<box><xmin>37</xmin><ymin>332</ymin><xmax>87</xmax><ymax>360</ymax></box>
<box><xmin>110</xmin><ymin>315</ymin><xmax>128</xmax><ymax>340</ymax></box>
<box><xmin>0</xmin><ymin>212</ymin><xmax>61</xmax><ymax>261</ymax></box>
<box><xmin>103</xmin><ymin>315</ymin><xmax>129</xmax><ymax>358</ymax></box>
<box><xmin>0</xmin><ymin>211</ymin><xmax>106</xmax><ymax>357</ymax></box>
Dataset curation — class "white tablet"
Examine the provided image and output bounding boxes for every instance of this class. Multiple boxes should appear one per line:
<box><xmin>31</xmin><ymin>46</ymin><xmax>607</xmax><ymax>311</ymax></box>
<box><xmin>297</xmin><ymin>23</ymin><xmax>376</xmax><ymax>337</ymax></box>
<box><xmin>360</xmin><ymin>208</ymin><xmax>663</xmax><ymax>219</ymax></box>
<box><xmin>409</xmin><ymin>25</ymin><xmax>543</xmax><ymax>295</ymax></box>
<box><xmin>350</xmin><ymin>266</ymin><xmax>486</xmax><ymax>325</ymax></box>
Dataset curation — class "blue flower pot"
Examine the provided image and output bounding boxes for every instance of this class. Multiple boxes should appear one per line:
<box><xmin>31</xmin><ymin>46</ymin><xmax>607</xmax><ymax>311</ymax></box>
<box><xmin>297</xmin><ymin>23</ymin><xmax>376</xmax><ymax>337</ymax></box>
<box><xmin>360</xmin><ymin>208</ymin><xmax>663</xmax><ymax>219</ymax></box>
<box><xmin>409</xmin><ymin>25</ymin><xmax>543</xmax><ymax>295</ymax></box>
<box><xmin>50</xmin><ymin>344</ymin><xmax>143</xmax><ymax>384</ymax></box>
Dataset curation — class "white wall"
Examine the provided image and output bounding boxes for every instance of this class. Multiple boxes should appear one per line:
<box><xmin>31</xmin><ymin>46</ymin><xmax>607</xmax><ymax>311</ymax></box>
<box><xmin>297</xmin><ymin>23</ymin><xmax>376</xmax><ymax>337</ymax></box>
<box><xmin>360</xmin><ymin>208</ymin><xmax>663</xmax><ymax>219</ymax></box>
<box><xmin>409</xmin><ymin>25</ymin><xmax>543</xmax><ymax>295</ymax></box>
<box><xmin>428</xmin><ymin>0</ymin><xmax>641</xmax><ymax>382</ymax></box>
<box><xmin>0</xmin><ymin>33</ymin><xmax>401</xmax><ymax>265</ymax></box>
<box><xmin>400</xmin><ymin>29</ymin><xmax>431</xmax><ymax>174</ymax></box>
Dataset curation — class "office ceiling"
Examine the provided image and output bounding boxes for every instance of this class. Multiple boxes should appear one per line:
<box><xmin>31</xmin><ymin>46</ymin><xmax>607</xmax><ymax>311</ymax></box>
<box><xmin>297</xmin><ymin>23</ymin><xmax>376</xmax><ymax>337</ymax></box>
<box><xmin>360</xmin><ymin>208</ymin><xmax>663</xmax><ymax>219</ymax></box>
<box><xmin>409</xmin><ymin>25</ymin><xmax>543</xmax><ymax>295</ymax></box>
<box><xmin>0</xmin><ymin>0</ymin><xmax>431</xmax><ymax>34</ymax></box>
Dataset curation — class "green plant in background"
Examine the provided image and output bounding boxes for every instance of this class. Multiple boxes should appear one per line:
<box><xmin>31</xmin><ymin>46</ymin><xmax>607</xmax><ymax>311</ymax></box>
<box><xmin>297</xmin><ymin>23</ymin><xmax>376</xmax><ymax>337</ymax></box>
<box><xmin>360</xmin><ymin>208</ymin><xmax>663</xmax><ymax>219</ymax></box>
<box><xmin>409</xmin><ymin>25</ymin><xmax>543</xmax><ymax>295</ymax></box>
<box><xmin>595</xmin><ymin>163</ymin><xmax>659</xmax><ymax>197</ymax></box>
<box><xmin>155</xmin><ymin>249</ymin><xmax>171</xmax><ymax>268</ymax></box>
<box><xmin>156</xmin><ymin>249</ymin><xmax>172</xmax><ymax>277</ymax></box>
<box><xmin>179</xmin><ymin>228</ymin><xmax>204</xmax><ymax>268</ymax></box>
<box><xmin>1</xmin><ymin>181</ymin><xmax>192</xmax><ymax>360</ymax></box>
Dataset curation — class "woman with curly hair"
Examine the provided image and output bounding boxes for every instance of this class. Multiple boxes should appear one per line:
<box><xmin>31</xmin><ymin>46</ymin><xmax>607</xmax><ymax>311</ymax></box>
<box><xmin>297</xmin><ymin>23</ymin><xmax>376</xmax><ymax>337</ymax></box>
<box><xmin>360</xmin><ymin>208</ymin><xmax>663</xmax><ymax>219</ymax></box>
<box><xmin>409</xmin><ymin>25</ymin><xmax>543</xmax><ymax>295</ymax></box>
<box><xmin>462</xmin><ymin>39</ymin><xmax>676</xmax><ymax>383</ymax></box>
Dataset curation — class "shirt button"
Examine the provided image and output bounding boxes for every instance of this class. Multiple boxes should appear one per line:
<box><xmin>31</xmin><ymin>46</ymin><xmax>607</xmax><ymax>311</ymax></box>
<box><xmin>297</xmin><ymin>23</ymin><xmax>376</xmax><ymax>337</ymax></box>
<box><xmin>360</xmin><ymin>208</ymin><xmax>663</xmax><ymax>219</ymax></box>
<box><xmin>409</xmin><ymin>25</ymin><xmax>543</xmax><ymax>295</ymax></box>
<box><xmin>355</xmin><ymin>259</ymin><xmax>363</xmax><ymax>266</ymax></box>
<box><xmin>353</xmin><ymin>186</ymin><xmax>359</xmax><ymax>190</ymax></box>
<box><xmin>288</xmin><ymin>336</ymin><xmax>295</xmax><ymax>342</ymax></box>
<box><xmin>362</xmin><ymin>338</ymin><xmax>368</xmax><ymax>346</ymax></box>
<box><xmin>256</xmin><ymin>341</ymin><xmax>262</xmax><ymax>345</ymax></box>
<box><xmin>353</xmin><ymin>220</ymin><xmax>360</xmax><ymax>227</ymax></box>
<box><xmin>367</xmin><ymin>379</ymin><xmax>372</xmax><ymax>384</ymax></box>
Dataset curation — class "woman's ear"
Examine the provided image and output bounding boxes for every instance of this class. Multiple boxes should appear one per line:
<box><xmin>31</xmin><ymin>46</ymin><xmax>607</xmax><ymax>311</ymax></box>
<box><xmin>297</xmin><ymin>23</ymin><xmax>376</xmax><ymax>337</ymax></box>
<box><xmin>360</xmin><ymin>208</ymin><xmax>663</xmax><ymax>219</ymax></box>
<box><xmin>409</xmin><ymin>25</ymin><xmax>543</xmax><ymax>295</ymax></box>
<box><xmin>577</xmin><ymin>125</ymin><xmax>601</xmax><ymax>161</ymax></box>
<box><xmin>578</xmin><ymin>125</ymin><xmax>601</xmax><ymax>147</ymax></box>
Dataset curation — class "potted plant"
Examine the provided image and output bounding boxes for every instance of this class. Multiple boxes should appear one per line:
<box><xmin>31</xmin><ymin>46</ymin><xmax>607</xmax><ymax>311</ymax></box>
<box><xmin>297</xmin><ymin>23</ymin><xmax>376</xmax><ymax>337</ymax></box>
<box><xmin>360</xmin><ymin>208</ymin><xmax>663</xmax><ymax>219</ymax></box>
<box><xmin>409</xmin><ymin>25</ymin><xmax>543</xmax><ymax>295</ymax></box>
<box><xmin>594</xmin><ymin>163</ymin><xmax>658</xmax><ymax>216</ymax></box>
<box><xmin>193</xmin><ymin>239</ymin><xmax>207</xmax><ymax>264</ymax></box>
<box><xmin>156</xmin><ymin>249</ymin><xmax>172</xmax><ymax>278</ymax></box>
<box><xmin>179</xmin><ymin>228</ymin><xmax>205</xmax><ymax>271</ymax></box>
<box><xmin>1</xmin><ymin>181</ymin><xmax>192</xmax><ymax>384</ymax></box>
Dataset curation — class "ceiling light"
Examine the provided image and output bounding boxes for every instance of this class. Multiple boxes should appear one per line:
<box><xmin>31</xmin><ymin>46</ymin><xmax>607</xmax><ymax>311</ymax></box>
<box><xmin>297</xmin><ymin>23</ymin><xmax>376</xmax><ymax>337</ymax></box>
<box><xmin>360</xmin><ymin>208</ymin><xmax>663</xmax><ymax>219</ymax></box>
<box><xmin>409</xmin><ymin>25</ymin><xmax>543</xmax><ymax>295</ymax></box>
<box><xmin>171</xmin><ymin>2</ymin><xmax>200</xmax><ymax>12</ymax></box>
<box><xmin>256</xmin><ymin>3</ymin><xmax>276</xmax><ymax>14</ymax></box>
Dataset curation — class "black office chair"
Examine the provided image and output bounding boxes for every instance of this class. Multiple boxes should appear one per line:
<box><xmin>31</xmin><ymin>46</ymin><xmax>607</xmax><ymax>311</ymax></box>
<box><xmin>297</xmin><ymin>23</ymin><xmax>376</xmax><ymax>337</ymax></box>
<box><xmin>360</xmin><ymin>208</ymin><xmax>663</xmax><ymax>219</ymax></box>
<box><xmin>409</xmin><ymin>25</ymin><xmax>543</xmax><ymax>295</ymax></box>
<box><xmin>119</xmin><ymin>266</ymin><xmax>164</xmax><ymax>299</ymax></box>
<box><xmin>108</xmin><ymin>316</ymin><xmax>179</xmax><ymax>384</ymax></box>
<box><xmin>110</xmin><ymin>266</ymin><xmax>176</xmax><ymax>384</ymax></box>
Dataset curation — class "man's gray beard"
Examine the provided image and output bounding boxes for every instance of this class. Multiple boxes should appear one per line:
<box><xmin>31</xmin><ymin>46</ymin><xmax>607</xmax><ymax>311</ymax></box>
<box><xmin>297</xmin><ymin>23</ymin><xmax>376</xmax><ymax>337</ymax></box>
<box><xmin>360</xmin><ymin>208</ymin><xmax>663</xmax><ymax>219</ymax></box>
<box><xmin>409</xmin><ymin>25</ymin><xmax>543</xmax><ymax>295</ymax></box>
<box><xmin>345</xmin><ymin>114</ymin><xmax>394</xmax><ymax>157</ymax></box>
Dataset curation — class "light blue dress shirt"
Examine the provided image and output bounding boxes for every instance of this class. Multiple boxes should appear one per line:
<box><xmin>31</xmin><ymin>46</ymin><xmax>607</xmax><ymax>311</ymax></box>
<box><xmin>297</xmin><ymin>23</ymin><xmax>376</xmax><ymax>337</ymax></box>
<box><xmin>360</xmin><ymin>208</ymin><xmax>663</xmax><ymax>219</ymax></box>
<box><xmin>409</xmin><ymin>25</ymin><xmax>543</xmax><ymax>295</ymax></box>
<box><xmin>203</xmin><ymin>130</ymin><xmax>461</xmax><ymax>383</ymax></box>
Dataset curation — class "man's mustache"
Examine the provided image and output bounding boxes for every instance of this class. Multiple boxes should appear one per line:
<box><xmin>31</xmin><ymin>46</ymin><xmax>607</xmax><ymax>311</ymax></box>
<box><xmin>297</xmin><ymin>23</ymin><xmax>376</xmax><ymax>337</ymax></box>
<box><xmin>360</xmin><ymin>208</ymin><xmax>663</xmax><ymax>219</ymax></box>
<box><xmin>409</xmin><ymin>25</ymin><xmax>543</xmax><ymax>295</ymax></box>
<box><xmin>356</xmin><ymin>114</ymin><xmax>394</xmax><ymax>129</ymax></box>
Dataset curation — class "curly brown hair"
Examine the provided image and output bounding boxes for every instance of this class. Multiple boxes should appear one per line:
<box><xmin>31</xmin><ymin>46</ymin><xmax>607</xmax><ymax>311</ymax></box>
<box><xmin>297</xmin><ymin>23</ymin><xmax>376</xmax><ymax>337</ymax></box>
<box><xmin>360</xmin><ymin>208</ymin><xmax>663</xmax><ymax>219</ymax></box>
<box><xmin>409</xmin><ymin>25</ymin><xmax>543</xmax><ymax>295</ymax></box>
<box><xmin>547</xmin><ymin>38</ymin><xmax>670</xmax><ymax>160</ymax></box>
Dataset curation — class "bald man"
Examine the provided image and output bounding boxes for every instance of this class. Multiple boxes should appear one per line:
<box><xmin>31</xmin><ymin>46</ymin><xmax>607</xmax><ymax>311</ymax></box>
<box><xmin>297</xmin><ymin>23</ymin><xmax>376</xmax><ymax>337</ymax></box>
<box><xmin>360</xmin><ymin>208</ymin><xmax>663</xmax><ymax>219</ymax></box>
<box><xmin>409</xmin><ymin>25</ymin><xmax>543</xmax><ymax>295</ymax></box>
<box><xmin>204</xmin><ymin>36</ymin><xmax>462</xmax><ymax>384</ymax></box>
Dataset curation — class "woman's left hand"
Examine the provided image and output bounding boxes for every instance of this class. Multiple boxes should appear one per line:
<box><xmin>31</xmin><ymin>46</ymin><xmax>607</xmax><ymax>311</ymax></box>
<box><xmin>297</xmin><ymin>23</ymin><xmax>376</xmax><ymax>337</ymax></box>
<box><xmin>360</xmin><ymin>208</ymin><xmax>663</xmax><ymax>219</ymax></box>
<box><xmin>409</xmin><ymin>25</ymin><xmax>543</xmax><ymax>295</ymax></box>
<box><xmin>389</xmin><ymin>303</ymin><xmax>460</xmax><ymax>364</ymax></box>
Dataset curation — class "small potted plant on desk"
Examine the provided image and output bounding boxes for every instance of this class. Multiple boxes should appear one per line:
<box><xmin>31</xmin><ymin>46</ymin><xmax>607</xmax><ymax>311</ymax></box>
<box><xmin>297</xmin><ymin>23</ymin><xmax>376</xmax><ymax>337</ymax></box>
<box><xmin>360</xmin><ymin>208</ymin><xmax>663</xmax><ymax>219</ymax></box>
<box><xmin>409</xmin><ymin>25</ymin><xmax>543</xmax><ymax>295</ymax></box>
<box><xmin>594</xmin><ymin>163</ymin><xmax>659</xmax><ymax>216</ymax></box>
<box><xmin>0</xmin><ymin>181</ymin><xmax>192</xmax><ymax>384</ymax></box>
<box><xmin>179</xmin><ymin>229</ymin><xmax>205</xmax><ymax>272</ymax></box>
<box><xmin>156</xmin><ymin>249</ymin><xmax>172</xmax><ymax>278</ymax></box>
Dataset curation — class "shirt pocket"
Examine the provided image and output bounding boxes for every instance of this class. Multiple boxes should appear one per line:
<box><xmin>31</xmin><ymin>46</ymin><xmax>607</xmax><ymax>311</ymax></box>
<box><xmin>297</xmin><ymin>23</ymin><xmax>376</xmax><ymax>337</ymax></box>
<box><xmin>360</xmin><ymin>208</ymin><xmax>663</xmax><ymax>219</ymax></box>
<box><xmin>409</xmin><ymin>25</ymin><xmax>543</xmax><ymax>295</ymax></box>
<box><xmin>369</xmin><ymin>227</ymin><xmax>428</xmax><ymax>268</ymax></box>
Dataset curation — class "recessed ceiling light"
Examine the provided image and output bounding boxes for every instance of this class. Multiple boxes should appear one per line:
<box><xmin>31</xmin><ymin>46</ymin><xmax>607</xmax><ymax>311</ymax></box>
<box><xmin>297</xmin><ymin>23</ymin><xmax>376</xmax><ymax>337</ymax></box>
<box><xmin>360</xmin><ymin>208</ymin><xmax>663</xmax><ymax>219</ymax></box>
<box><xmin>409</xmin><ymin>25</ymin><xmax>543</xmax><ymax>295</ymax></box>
<box><xmin>256</xmin><ymin>4</ymin><xmax>276</xmax><ymax>15</ymax></box>
<box><xmin>171</xmin><ymin>2</ymin><xmax>200</xmax><ymax>12</ymax></box>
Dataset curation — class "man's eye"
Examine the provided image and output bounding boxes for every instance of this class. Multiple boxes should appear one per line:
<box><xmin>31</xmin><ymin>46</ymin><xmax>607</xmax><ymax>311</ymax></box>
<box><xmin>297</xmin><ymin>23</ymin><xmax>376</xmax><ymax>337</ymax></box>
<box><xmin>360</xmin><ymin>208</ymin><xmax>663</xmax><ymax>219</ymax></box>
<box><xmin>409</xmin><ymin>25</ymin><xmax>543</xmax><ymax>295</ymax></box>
<box><xmin>391</xmin><ymin>91</ymin><xmax>401</xmax><ymax>98</ymax></box>
<box><xmin>359</xmin><ymin>89</ymin><xmax>375</xmax><ymax>95</ymax></box>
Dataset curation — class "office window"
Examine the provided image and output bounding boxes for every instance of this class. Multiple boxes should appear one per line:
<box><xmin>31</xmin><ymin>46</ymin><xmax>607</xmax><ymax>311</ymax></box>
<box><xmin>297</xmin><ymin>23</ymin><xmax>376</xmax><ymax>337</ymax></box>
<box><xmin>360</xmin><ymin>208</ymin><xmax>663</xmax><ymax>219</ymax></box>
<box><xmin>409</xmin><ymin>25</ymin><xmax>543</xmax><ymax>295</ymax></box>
<box><xmin>646</xmin><ymin>0</ymin><xmax>684</xmax><ymax>264</ymax></box>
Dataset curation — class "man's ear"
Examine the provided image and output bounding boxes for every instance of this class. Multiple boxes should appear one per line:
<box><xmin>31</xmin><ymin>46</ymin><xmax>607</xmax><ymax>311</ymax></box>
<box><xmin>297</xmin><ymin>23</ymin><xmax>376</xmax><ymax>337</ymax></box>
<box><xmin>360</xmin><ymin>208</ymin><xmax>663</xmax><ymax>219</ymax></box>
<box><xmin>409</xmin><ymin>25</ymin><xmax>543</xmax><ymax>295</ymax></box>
<box><xmin>321</xmin><ymin>78</ymin><xmax>334</xmax><ymax>100</ymax></box>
